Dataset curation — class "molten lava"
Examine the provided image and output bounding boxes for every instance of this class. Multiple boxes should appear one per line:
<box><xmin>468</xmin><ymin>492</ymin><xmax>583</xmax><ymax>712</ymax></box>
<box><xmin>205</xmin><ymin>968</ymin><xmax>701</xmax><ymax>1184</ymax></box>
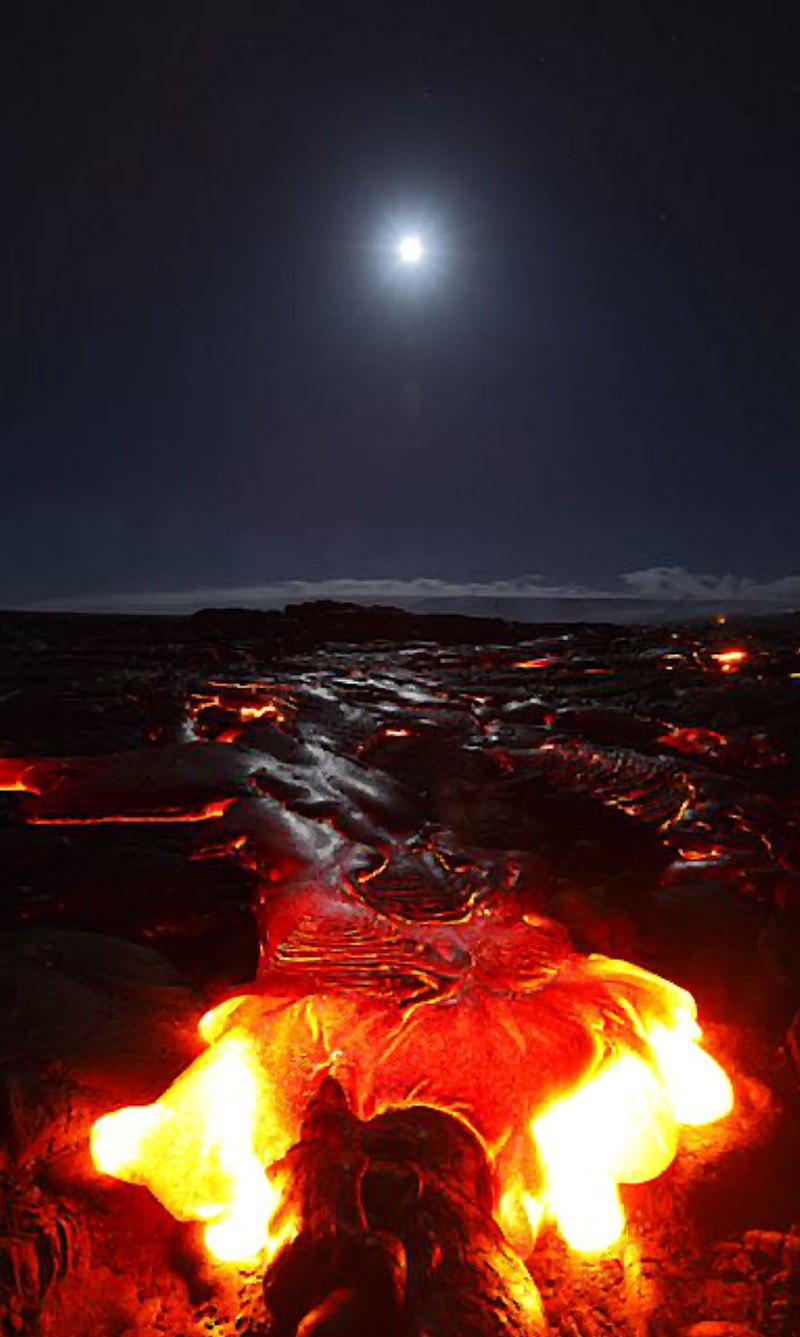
<box><xmin>26</xmin><ymin>798</ymin><xmax>236</xmax><ymax>826</ymax></box>
<box><xmin>513</xmin><ymin>657</ymin><xmax>559</xmax><ymax>670</ymax></box>
<box><xmin>91</xmin><ymin>935</ymin><xmax>733</xmax><ymax>1268</ymax></box>
<box><xmin>711</xmin><ymin>647</ymin><xmax>748</xmax><ymax>673</ymax></box>
<box><xmin>92</xmin><ymin>1031</ymin><xmax>287</xmax><ymax>1265</ymax></box>
<box><xmin>0</xmin><ymin>758</ymin><xmax>48</xmax><ymax>794</ymax></box>
<box><xmin>526</xmin><ymin>1009</ymin><xmax>731</xmax><ymax>1253</ymax></box>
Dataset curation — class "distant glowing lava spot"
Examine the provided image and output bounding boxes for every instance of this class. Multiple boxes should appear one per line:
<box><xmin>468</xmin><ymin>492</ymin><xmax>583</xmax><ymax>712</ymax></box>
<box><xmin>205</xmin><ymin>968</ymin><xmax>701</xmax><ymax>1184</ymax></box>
<box><xmin>711</xmin><ymin>647</ymin><xmax>748</xmax><ymax>673</ymax></box>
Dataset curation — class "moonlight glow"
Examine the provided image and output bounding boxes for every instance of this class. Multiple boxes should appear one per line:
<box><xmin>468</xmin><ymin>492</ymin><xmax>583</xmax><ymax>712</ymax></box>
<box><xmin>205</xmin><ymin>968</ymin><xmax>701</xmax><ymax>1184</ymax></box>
<box><xmin>398</xmin><ymin>235</ymin><xmax>424</xmax><ymax>265</ymax></box>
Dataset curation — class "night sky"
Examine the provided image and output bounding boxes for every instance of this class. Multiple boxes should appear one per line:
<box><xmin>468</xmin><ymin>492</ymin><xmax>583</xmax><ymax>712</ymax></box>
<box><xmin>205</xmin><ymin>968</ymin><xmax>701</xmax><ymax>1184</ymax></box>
<box><xmin>2</xmin><ymin>3</ymin><xmax>799</xmax><ymax>608</ymax></box>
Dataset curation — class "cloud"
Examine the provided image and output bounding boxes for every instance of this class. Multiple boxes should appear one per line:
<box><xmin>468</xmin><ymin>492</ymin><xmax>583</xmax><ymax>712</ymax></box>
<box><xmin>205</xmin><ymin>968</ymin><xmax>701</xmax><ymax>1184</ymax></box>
<box><xmin>622</xmin><ymin>566</ymin><xmax>800</xmax><ymax>603</ymax></box>
<box><xmin>15</xmin><ymin>569</ymin><xmax>800</xmax><ymax>616</ymax></box>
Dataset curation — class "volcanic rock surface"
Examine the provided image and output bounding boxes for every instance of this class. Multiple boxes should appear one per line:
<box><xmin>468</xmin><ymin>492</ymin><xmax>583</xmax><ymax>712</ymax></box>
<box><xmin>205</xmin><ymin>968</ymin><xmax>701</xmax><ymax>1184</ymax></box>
<box><xmin>1</xmin><ymin>603</ymin><xmax>800</xmax><ymax>1336</ymax></box>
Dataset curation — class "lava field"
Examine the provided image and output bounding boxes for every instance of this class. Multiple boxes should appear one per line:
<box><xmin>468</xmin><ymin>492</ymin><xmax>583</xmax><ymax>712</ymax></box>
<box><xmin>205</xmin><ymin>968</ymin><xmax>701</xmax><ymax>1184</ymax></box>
<box><xmin>1</xmin><ymin>602</ymin><xmax>800</xmax><ymax>1337</ymax></box>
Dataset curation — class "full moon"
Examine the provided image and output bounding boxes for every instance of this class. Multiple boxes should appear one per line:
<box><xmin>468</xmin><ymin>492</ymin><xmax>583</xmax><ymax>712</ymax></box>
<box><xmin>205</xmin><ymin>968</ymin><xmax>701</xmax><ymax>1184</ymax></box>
<box><xmin>398</xmin><ymin>235</ymin><xmax>424</xmax><ymax>265</ymax></box>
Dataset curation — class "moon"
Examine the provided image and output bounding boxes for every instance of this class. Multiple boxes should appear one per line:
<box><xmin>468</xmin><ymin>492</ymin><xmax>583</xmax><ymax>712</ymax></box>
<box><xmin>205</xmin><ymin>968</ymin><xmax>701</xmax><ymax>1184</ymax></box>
<box><xmin>398</xmin><ymin>235</ymin><xmax>424</xmax><ymax>265</ymax></box>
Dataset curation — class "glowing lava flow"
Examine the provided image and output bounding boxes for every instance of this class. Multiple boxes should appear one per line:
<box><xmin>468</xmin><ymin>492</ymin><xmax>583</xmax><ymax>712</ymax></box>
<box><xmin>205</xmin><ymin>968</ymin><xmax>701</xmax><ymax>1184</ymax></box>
<box><xmin>526</xmin><ymin>1008</ymin><xmax>732</xmax><ymax>1253</ymax></box>
<box><xmin>92</xmin><ymin>1026</ymin><xmax>291</xmax><ymax>1266</ymax></box>
<box><xmin>25</xmin><ymin>799</ymin><xmax>236</xmax><ymax>826</ymax></box>
<box><xmin>513</xmin><ymin>657</ymin><xmax>560</xmax><ymax>670</ymax></box>
<box><xmin>91</xmin><ymin>949</ymin><xmax>733</xmax><ymax>1268</ymax></box>
<box><xmin>711</xmin><ymin>647</ymin><xmax>748</xmax><ymax>673</ymax></box>
<box><xmin>0</xmin><ymin>758</ymin><xmax>45</xmax><ymax>793</ymax></box>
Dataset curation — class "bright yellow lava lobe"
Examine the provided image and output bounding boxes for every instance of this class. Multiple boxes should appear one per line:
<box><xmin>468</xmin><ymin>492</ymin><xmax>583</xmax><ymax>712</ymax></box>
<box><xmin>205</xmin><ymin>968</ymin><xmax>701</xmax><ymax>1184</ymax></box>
<box><xmin>646</xmin><ymin>1012</ymin><xmax>734</xmax><ymax>1126</ymax></box>
<box><xmin>533</xmin><ymin>1052</ymin><xmax>669</xmax><ymax>1253</ymax></box>
<box><xmin>198</xmin><ymin>995</ymin><xmax>248</xmax><ymax>1044</ymax></box>
<box><xmin>530</xmin><ymin>1013</ymin><xmax>733</xmax><ymax>1254</ymax></box>
<box><xmin>91</xmin><ymin>1032</ymin><xmax>288</xmax><ymax>1266</ymax></box>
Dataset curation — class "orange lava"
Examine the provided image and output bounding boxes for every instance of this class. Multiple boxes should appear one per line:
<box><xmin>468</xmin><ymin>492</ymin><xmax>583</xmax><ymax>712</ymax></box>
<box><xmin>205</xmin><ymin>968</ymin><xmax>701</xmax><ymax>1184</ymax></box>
<box><xmin>239</xmin><ymin>704</ymin><xmax>283</xmax><ymax>722</ymax></box>
<box><xmin>513</xmin><ymin>657</ymin><xmax>559</xmax><ymax>670</ymax></box>
<box><xmin>711</xmin><ymin>647</ymin><xmax>748</xmax><ymax>673</ymax></box>
<box><xmin>91</xmin><ymin>953</ymin><xmax>733</xmax><ymax>1268</ymax></box>
<box><xmin>659</xmin><ymin>725</ymin><xmax>728</xmax><ymax>758</ymax></box>
<box><xmin>26</xmin><ymin>798</ymin><xmax>236</xmax><ymax>825</ymax></box>
<box><xmin>0</xmin><ymin>758</ymin><xmax>39</xmax><ymax>792</ymax></box>
<box><xmin>188</xmin><ymin>688</ymin><xmax>287</xmax><ymax>730</ymax></box>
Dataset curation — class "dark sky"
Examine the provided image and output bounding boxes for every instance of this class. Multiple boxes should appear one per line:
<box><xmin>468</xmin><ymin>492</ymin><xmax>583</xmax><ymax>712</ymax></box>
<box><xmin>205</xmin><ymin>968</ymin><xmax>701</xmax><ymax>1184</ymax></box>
<box><xmin>2</xmin><ymin>2</ymin><xmax>799</xmax><ymax>605</ymax></box>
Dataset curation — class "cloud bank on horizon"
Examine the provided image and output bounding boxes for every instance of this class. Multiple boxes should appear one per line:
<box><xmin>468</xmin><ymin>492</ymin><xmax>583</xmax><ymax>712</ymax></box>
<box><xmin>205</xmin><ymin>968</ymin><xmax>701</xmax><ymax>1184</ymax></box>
<box><xmin>16</xmin><ymin>567</ymin><xmax>800</xmax><ymax>616</ymax></box>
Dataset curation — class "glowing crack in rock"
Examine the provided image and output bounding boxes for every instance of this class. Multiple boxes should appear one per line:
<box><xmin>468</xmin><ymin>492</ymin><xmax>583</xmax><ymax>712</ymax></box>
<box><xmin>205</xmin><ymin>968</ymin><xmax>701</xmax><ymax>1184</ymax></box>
<box><xmin>91</xmin><ymin>889</ymin><xmax>733</xmax><ymax>1266</ymax></box>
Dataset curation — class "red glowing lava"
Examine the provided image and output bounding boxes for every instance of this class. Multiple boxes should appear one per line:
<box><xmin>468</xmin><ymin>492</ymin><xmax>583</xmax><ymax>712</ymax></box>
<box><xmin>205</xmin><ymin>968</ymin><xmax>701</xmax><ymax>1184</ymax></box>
<box><xmin>711</xmin><ymin>647</ymin><xmax>748</xmax><ymax>673</ymax></box>
<box><xmin>26</xmin><ymin>798</ymin><xmax>237</xmax><ymax>825</ymax></box>
<box><xmin>91</xmin><ymin>891</ymin><xmax>733</xmax><ymax>1268</ymax></box>
<box><xmin>513</xmin><ymin>658</ymin><xmax>560</xmax><ymax>670</ymax></box>
<box><xmin>0</xmin><ymin>758</ymin><xmax>40</xmax><ymax>792</ymax></box>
